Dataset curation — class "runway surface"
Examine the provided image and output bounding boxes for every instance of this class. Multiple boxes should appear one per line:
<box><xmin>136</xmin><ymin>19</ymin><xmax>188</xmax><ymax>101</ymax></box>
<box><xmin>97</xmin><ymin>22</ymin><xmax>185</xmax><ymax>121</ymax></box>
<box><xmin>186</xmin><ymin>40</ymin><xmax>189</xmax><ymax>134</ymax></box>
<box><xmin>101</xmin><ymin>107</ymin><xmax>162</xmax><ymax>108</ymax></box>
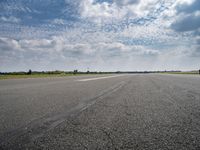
<box><xmin>0</xmin><ymin>74</ymin><xmax>200</xmax><ymax>149</ymax></box>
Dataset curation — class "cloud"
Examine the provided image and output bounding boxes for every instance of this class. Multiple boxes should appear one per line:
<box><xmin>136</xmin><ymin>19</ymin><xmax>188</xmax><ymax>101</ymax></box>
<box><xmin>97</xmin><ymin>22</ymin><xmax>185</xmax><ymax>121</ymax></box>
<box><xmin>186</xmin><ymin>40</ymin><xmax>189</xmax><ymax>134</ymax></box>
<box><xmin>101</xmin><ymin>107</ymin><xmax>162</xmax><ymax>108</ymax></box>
<box><xmin>0</xmin><ymin>33</ymin><xmax>199</xmax><ymax>71</ymax></box>
<box><xmin>114</xmin><ymin>0</ymin><xmax>140</xmax><ymax>6</ymax></box>
<box><xmin>80</xmin><ymin>0</ymin><xmax>163</xmax><ymax>23</ymax></box>
<box><xmin>0</xmin><ymin>0</ymin><xmax>200</xmax><ymax>71</ymax></box>
<box><xmin>0</xmin><ymin>35</ymin><xmax>162</xmax><ymax>71</ymax></box>
<box><xmin>0</xmin><ymin>16</ymin><xmax>21</xmax><ymax>23</ymax></box>
<box><xmin>171</xmin><ymin>0</ymin><xmax>200</xmax><ymax>32</ymax></box>
<box><xmin>94</xmin><ymin>0</ymin><xmax>140</xmax><ymax>6</ymax></box>
<box><xmin>0</xmin><ymin>35</ymin><xmax>159</xmax><ymax>56</ymax></box>
<box><xmin>171</xmin><ymin>11</ymin><xmax>200</xmax><ymax>32</ymax></box>
<box><xmin>176</xmin><ymin>0</ymin><xmax>199</xmax><ymax>14</ymax></box>
<box><xmin>51</xmin><ymin>19</ymin><xmax>66</xmax><ymax>25</ymax></box>
<box><xmin>0</xmin><ymin>37</ymin><xmax>21</xmax><ymax>51</ymax></box>
<box><xmin>80</xmin><ymin>0</ymin><xmax>123</xmax><ymax>21</ymax></box>
<box><xmin>169</xmin><ymin>0</ymin><xmax>200</xmax><ymax>59</ymax></box>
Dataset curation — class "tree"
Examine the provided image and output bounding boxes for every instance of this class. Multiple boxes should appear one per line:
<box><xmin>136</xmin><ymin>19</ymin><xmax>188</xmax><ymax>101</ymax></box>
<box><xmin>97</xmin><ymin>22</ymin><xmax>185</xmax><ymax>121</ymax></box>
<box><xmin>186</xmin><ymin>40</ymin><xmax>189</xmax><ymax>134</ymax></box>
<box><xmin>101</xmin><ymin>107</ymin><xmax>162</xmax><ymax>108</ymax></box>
<box><xmin>27</xmin><ymin>69</ymin><xmax>32</xmax><ymax>75</ymax></box>
<box><xmin>73</xmin><ymin>70</ymin><xmax>78</xmax><ymax>75</ymax></box>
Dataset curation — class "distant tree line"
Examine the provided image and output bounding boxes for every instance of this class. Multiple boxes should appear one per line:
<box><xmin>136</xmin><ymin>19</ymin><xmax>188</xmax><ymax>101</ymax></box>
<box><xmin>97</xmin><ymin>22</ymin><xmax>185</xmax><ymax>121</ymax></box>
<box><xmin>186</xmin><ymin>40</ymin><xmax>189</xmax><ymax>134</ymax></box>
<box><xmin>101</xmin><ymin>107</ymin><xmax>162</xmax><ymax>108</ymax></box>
<box><xmin>1</xmin><ymin>69</ymin><xmax>200</xmax><ymax>75</ymax></box>
<box><xmin>0</xmin><ymin>70</ymin><xmax>66</xmax><ymax>75</ymax></box>
<box><xmin>0</xmin><ymin>70</ymin><xmax>188</xmax><ymax>75</ymax></box>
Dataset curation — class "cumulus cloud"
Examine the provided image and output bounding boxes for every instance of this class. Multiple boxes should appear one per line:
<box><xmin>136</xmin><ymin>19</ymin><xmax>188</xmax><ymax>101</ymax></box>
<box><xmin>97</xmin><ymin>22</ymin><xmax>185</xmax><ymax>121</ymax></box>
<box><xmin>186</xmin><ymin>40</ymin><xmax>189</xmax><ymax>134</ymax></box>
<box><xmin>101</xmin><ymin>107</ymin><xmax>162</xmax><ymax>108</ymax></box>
<box><xmin>175</xmin><ymin>0</ymin><xmax>199</xmax><ymax>14</ymax></box>
<box><xmin>0</xmin><ymin>35</ymin><xmax>163</xmax><ymax>71</ymax></box>
<box><xmin>0</xmin><ymin>37</ymin><xmax>21</xmax><ymax>51</ymax></box>
<box><xmin>0</xmin><ymin>0</ymin><xmax>200</xmax><ymax>71</ymax></box>
<box><xmin>80</xmin><ymin>0</ymin><xmax>162</xmax><ymax>23</ymax></box>
<box><xmin>0</xmin><ymin>16</ymin><xmax>21</xmax><ymax>23</ymax></box>
<box><xmin>0</xmin><ymin>35</ymin><xmax>160</xmax><ymax>56</ymax></box>
<box><xmin>171</xmin><ymin>11</ymin><xmax>200</xmax><ymax>32</ymax></box>
<box><xmin>51</xmin><ymin>19</ymin><xmax>66</xmax><ymax>25</ymax></box>
<box><xmin>171</xmin><ymin>0</ymin><xmax>200</xmax><ymax>32</ymax></box>
<box><xmin>114</xmin><ymin>0</ymin><xmax>140</xmax><ymax>6</ymax></box>
<box><xmin>0</xmin><ymin>34</ymin><xmax>198</xmax><ymax>71</ymax></box>
<box><xmin>169</xmin><ymin>0</ymin><xmax>200</xmax><ymax>57</ymax></box>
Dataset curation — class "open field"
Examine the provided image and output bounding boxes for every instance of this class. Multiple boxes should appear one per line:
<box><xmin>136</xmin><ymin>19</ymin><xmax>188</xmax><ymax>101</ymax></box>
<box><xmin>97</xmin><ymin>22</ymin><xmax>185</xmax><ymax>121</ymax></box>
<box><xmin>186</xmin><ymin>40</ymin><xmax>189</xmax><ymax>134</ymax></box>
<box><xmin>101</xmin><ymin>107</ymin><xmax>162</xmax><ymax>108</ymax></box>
<box><xmin>0</xmin><ymin>73</ymin><xmax>107</xmax><ymax>80</ymax></box>
<box><xmin>1</xmin><ymin>74</ymin><xmax>200</xmax><ymax>149</ymax></box>
<box><xmin>161</xmin><ymin>71</ymin><xmax>199</xmax><ymax>75</ymax></box>
<box><xmin>1</xmin><ymin>70</ymin><xmax>199</xmax><ymax>80</ymax></box>
<box><xmin>0</xmin><ymin>74</ymin><xmax>74</xmax><ymax>80</ymax></box>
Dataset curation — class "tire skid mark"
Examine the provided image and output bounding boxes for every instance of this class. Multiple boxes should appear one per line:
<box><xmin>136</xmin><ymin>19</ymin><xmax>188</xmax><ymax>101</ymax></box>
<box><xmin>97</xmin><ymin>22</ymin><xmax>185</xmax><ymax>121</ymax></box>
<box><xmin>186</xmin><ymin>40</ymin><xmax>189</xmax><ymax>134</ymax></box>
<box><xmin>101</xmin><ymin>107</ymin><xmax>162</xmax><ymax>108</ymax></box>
<box><xmin>0</xmin><ymin>81</ymin><xmax>127</xmax><ymax>149</ymax></box>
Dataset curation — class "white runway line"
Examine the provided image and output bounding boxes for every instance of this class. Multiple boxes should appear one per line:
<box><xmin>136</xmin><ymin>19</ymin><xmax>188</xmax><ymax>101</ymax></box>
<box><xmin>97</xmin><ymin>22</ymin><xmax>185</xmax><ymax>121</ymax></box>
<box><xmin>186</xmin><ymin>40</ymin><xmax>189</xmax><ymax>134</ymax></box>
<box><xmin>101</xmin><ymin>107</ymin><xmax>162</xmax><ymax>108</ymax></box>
<box><xmin>77</xmin><ymin>75</ymin><xmax>125</xmax><ymax>82</ymax></box>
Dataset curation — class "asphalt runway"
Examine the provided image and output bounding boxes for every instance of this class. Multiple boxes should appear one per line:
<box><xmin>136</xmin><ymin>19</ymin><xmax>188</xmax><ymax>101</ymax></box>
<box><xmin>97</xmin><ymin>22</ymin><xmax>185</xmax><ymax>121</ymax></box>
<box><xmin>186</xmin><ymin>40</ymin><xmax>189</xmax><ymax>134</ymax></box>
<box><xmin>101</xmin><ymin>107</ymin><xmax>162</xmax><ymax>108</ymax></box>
<box><xmin>0</xmin><ymin>74</ymin><xmax>200</xmax><ymax>149</ymax></box>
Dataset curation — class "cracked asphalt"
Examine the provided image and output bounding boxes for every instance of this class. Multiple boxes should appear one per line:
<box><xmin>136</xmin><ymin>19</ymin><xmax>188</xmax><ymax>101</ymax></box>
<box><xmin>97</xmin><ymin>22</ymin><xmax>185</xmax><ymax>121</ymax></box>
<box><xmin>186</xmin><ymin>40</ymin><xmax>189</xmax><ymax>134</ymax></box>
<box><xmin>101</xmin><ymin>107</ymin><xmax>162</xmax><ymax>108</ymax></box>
<box><xmin>0</xmin><ymin>74</ymin><xmax>200</xmax><ymax>149</ymax></box>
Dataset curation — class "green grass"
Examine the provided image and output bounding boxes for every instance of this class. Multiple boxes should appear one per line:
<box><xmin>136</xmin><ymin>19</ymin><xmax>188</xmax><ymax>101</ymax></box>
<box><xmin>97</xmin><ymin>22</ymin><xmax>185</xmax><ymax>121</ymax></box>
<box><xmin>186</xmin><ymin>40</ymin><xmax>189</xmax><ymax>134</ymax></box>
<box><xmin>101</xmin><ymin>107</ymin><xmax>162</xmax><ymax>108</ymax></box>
<box><xmin>161</xmin><ymin>71</ymin><xmax>199</xmax><ymax>75</ymax></box>
<box><xmin>0</xmin><ymin>73</ymin><xmax>78</xmax><ymax>80</ymax></box>
<box><xmin>0</xmin><ymin>73</ymin><xmax>109</xmax><ymax>80</ymax></box>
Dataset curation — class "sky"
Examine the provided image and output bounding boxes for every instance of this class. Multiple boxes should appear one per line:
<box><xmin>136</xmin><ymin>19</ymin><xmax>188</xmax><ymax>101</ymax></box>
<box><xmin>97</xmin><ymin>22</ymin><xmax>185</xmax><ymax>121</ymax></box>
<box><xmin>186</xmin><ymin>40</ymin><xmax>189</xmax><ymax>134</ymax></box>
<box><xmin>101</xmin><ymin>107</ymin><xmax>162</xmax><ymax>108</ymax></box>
<box><xmin>0</xmin><ymin>0</ymin><xmax>200</xmax><ymax>72</ymax></box>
